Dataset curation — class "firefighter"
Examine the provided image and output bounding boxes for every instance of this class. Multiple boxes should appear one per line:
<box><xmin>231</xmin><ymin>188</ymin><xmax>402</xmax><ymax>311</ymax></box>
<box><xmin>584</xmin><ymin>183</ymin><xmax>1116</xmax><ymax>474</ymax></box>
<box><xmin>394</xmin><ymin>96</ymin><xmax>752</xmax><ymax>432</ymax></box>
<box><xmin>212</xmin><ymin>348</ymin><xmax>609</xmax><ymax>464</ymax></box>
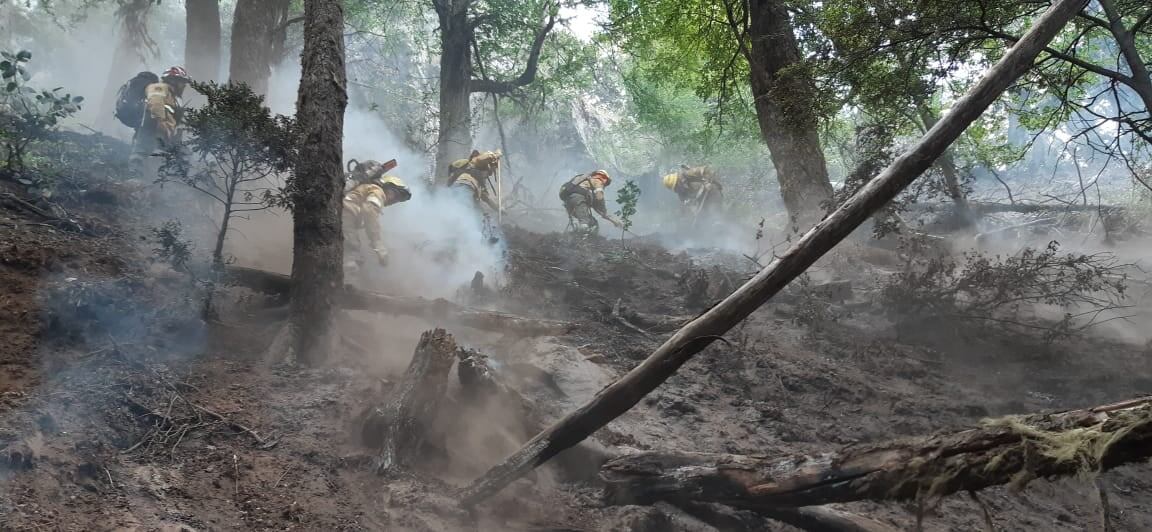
<box><xmin>559</xmin><ymin>169</ymin><xmax>622</xmax><ymax>237</ymax></box>
<box><xmin>662</xmin><ymin>165</ymin><xmax>724</xmax><ymax>224</ymax></box>
<box><xmin>343</xmin><ymin>170</ymin><xmax>412</xmax><ymax>272</ymax></box>
<box><xmin>446</xmin><ymin>150</ymin><xmax>501</xmax><ymax>211</ymax></box>
<box><xmin>130</xmin><ymin>66</ymin><xmax>190</xmax><ymax>162</ymax></box>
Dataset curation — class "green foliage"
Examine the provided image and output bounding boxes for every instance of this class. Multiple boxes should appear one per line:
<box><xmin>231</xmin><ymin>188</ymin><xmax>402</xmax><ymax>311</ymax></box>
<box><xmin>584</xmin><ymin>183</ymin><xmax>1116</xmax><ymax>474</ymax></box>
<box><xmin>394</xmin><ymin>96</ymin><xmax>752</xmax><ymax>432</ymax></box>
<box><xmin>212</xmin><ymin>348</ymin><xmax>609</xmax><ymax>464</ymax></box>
<box><xmin>0</xmin><ymin>50</ymin><xmax>83</xmax><ymax>173</ymax></box>
<box><xmin>614</xmin><ymin>179</ymin><xmax>640</xmax><ymax>234</ymax></box>
<box><xmin>613</xmin><ymin>178</ymin><xmax>641</xmax><ymax>246</ymax></box>
<box><xmin>150</xmin><ymin>220</ymin><xmax>193</xmax><ymax>274</ymax></box>
<box><xmin>159</xmin><ymin>81</ymin><xmax>296</xmax><ymax>265</ymax></box>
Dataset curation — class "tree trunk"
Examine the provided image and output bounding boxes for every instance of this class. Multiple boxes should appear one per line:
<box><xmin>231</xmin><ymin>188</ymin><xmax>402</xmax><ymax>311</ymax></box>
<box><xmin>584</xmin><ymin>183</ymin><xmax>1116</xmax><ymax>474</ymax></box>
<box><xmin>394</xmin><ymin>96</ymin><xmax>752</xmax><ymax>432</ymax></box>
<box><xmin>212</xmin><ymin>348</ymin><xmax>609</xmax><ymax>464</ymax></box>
<box><xmin>229</xmin><ymin>0</ymin><xmax>290</xmax><ymax>94</ymax></box>
<box><xmin>601</xmin><ymin>397</ymin><xmax>1152</xmax><ymax>510</ymax></box>
<box><xmin>918</xmin><ymin>104</ymin><xmax>974</xmax><ymax>229</ymax></box>
<box><xmin>456</xmin><ymin>0</ymin><xmax>1087</xmax><ymax>506</ymax></box>
<box><xmin>362</xmin><ymin>329</ymin><xmax>458</xmax><ymax>473</ymax></box>
<box><xmin>746</xmin><ymin>0</ymin><xmax>834</xmax><ymax>229</ymax></box>
<box><xmin>435</xmin><ymin>8</ymin><xmax>474</xmax><ymax>182</ymax></box>
<box><xmin>185</xmin><ymin>0</ymin><xmax>222</xmax><ymax>82</ymax></box>
<box><xmin>1096</xmin><ymin>0</ymin><xmax>1152</xmax><ymax>113</ymax></box>
<box><xmin>288</xmin><ymin>0</ymin><xmax>347</xmax><ymax>366</ymax></box>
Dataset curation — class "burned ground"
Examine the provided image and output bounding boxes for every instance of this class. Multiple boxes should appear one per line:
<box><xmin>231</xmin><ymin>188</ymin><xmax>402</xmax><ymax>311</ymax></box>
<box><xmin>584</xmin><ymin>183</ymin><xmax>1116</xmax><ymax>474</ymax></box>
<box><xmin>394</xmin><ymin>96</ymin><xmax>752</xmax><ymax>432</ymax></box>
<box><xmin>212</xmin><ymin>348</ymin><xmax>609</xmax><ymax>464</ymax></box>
<box><xmin>1</xmin><ymin>152</ymin><xmax>1151</xmax><ymax>531</ymax></box>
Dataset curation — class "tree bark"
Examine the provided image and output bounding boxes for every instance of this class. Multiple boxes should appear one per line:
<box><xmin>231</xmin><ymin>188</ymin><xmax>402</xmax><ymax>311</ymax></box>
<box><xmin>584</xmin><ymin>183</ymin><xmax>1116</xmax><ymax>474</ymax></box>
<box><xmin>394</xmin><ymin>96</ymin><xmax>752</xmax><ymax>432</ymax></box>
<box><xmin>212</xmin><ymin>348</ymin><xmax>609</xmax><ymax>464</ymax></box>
<box><xmin>1096</xmin><ymin>0</ymin><xmax>1152</xmax><ymax>113</ymax></box>
<box><xmin>185</xmin><ymin>0</ymin><xmax>222</xmax><ymax>82</ymax></box>
<box><xmin>432</xmin><ymin>0</ymin><xmax>558</xmax><ymax>180</ymax></box>
<box><xmin>457</xmin><ymin>0</ymin><xmax>1087</xmax><ymax>506</ymax></box>
<box><xmin>434</xmin><ymin>4</ymin><xmax>475</xmax><ymax>181</ymax></box>
<box><xmin>362</xmin><ymin>329</ymin><xmax>458</xmax><ymax>473</ymax></box>
<box><xmin>224</xmin><ymin>266</ymin><xmax>576</xmax><ymax>336</ymax></box>
<box><xmin>918</xmin><ymin>104</ymin><xmax>974</xmax><ymax>229</ymax></box>
<box><xmin>229</xmin><ymin>0</ymin><xmax>291</xmax><ymax>95</ymax></box>
<box><xmin>288</xmin><ymin>0</ymin><xmax>347</xmax><ymax>365</ymax></box>
<box><xmin>746</xmin><ymin>0</ymin><xmax>834</xmax><ymax>229</ymax></box>
<box><xmin>601</xmin><ymin>397</ymin><xmax>1152</xmax><ymax>510</ymax></box>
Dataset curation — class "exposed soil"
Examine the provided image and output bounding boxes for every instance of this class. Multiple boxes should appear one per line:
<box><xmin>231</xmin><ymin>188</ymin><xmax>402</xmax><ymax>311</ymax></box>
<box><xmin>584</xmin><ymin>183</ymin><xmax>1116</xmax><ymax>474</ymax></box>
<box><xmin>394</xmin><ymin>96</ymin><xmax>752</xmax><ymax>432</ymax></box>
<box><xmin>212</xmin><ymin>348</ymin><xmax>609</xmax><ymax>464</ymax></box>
<box><xmin>1</xmin><ymin>140</ymin><xmax>1151</xmax><ymax>531</ymax></box>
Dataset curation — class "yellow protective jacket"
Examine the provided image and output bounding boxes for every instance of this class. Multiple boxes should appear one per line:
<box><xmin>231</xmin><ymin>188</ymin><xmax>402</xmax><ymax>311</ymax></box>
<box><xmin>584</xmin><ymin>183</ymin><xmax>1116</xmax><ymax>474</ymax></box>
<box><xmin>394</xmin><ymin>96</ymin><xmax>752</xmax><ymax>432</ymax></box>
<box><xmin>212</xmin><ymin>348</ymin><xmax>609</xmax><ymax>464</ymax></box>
<box><xmin>674</xmin><ymin>166</ymin><xmax>722</xmax><ymax>203</ymax></box>
<box><xmin>343</xmin><ymin>183</ymin><xmax>388</xmax><ymax>252</ymax></box>
<box><xmin>142</xmin><ymin>82</ymin><xmax>182</xmax><ymax>146</ymax></box>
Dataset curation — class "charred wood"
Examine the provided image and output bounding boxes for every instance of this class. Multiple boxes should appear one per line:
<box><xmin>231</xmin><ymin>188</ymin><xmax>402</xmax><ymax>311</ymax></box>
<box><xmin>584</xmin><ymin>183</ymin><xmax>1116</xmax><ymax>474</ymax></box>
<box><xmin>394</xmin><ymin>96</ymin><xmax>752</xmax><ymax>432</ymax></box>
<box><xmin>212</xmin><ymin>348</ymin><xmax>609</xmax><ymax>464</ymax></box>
<box><xmin>601</xmin><ymin>397</ymin><xmax>1152</xmax><ymax>510</ymax></box>
<box><xmin>224</xmin><ymin>266</ymin><xmax>575</xmax><ymax>336</ymax></box>
<box><xmin>362</xmin><ymin>329</ymin><xmax>457</xmax><ymax>474</ymax></box>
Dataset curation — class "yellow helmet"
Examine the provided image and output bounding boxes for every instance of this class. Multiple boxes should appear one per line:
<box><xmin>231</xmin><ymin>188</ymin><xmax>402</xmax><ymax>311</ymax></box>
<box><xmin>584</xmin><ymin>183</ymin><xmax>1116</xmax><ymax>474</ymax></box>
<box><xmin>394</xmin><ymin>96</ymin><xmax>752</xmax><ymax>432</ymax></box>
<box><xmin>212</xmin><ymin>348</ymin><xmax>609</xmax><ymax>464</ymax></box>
<box><xmin>378</xmin><ymin>175</ymin><xmax>412</xmax><ymax>202</ymax></box>
<box><xmin>663</xmin><ymin>173</ymin><xmax>679</xmax><ymax>190</ymax></box>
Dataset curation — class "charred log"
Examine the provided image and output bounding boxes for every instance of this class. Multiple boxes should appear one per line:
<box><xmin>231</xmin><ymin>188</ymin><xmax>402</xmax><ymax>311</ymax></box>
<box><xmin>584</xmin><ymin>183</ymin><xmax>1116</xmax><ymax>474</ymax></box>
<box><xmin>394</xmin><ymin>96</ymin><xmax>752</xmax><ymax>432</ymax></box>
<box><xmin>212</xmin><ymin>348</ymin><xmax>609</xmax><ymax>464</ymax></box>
<box><xmin>601</xmin><ymin>397</ymin><xmax>1152</xmax><ymax>510</ymax></box>
<box><xmin>225</xmin><ymin>266</ymin><xmax>575</xmax><ymax>336</ymax></box>
<box><xmin>362</xmin><ymin>329</ymin><xmax>458</xmax><ymax>474</ymax></box>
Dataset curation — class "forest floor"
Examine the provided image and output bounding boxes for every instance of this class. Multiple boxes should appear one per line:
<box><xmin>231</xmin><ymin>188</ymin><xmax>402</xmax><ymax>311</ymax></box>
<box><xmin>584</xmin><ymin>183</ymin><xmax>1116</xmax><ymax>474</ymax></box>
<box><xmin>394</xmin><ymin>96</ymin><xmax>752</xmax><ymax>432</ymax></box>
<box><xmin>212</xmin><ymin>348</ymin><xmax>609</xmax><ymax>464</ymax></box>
<box><xmin>2</xmin><ymin>134</ymin><xmax>1152</xmax><ymax>531</ymax></box>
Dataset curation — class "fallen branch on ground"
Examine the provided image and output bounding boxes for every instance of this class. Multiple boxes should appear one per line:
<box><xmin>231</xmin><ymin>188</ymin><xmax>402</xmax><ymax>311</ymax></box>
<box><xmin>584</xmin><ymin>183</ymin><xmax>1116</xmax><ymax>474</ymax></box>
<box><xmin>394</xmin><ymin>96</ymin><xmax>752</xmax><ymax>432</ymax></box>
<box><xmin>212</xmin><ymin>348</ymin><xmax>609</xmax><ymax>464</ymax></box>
<box><xmin>600</xmin><ymin>397</ymin><xmax>1152</xmax><ymax>510</ymax></box>
<box><xmin>225</xmin><ymin>266</ymin><xmax>575</xmax><ymax>337</ymax></box>
<box><xmin>456</xmin><ymin>0</ymin><xmax>1089</xmax><ymax>506</ymax></box>
<box><xmin>362</xmin><ymin>329</ymin><xmax>457</xmax><ymax>474</ymax></box>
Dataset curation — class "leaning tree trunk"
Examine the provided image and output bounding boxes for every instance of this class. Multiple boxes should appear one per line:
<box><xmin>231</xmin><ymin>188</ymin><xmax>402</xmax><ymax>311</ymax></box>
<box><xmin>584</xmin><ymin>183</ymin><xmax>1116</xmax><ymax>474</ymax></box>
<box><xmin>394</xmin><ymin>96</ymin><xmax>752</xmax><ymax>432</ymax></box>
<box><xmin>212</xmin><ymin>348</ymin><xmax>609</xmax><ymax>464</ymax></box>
<box><xmin>434</xmin><ymin>9</ymin><xmax>475</xmax><ymax>182</ymax></box>
<box><xmin>456</xmin><ymin>0</ymin><xmax>1088</xmax><ymax>506</ymax></box>
<box><xmin>185</xmin><ymin>0</ymin><xmax>222</xmax><ymax>82</ymax></box>
<box><xmin>746</xmin><ymin>0</ymin><xmax>834</xmax><ymax>229</ymax></box>
<box><xmin>229</xmin><ymin>0</ymin><xmax>290</xmax><ymax>95</ymax></box>
<box><xmin>288</xmin><ymin>0</ymin><xmax>347</xmax><ymax>365</ymax></box>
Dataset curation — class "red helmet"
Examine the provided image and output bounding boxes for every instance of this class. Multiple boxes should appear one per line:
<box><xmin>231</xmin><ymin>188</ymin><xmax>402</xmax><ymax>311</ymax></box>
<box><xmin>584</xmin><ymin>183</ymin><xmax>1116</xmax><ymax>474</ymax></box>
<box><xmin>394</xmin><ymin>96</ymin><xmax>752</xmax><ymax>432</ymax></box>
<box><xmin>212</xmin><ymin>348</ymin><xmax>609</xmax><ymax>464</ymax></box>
<box><xmin>162</xmin><ymin>66</ymin><xmax>189</xmax><ymax>81</ymax></box>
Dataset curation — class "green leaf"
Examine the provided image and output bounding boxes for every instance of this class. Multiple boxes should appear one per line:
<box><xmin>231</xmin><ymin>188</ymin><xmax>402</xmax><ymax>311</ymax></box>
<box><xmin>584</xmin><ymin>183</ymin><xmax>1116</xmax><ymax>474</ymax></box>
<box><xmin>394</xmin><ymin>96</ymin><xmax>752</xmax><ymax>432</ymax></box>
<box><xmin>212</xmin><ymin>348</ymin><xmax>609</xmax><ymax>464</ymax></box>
<box><xmin>72</xmin><ymin>96</ymin><xmax>84</xmax><ymax>103</ymax></box>
<box><xmin>5</xmin><ymin>81</ymin><xmax>16</xmax><ymax>92</ymax></box>
<box><xmin>0</xmin><ymin>60</ymin><xmax>10</xmax><ymax>71</ymax></box>
<box><xmin>0</xmin><ymin>52</ymin><xmax>12</xmax><ymax>60</ymax></box>
<box><xmin>15</xmin><ymin>50</ymin><xmax>31</xmax><ymax>61</ymax></box>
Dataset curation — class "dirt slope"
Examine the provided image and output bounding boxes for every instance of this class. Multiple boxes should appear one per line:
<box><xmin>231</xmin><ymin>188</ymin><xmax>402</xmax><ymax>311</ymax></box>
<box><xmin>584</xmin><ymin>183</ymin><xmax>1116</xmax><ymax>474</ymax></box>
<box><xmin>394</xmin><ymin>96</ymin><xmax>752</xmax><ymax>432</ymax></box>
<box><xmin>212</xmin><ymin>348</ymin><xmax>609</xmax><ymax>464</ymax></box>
<box><xmin>1</xmin><ymin>168</ymin><xmax>1151</xmax><ymax>531</ymax></box>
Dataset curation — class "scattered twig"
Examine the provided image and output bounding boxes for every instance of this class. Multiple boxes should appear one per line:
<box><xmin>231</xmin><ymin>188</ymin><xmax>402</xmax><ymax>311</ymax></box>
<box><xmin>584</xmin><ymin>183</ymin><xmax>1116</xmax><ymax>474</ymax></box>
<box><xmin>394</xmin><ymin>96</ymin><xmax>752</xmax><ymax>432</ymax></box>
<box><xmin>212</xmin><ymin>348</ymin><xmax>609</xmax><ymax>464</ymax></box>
<box><xmin>189</xmin><ymin>403</ymin><xmax>273</xmax><ymax>448</ymax></box>
<box><xmin>968</xmin><ymin>490</ymin><xmax>996</xmax><ymax>532</ymax></box>
<box><xmin>611</xmin><ymin>298</ymin><xmax>654</xmax><ymax>338</ymax></box>
<box><xmin>1096</xmin><ymin>475</ymin><xmax>1114</xmax><ymax>532</ymax></box>
<box><xmin>274</xmin><ymin>464</ymin><xmax>293</xmax><ymax>488</ymax></box>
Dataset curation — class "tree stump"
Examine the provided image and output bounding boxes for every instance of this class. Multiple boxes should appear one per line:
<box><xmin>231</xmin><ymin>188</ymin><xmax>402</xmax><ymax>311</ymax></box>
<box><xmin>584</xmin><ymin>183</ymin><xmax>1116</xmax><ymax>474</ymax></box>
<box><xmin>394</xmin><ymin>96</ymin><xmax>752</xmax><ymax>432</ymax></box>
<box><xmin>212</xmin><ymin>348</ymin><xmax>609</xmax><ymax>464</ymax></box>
<box><xmin>362</xmin><ymin>328</ymin><xmax>458</xmax><ymax>474</ymax></box>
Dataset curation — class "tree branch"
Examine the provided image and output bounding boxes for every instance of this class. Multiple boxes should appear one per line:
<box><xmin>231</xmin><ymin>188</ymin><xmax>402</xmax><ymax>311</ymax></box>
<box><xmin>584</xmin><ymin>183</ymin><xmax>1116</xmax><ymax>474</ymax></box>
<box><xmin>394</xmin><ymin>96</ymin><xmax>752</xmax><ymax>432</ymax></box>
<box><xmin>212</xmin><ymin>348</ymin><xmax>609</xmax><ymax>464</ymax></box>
<box><xmin>965</xmin><ymin>25</ymin><xmax>1135</xmax><ymax>85</ymax></box>
<box><xmin>469</xmin><ymin>4</ymin><xmax>558</xmax><ymax>94</ymax></box>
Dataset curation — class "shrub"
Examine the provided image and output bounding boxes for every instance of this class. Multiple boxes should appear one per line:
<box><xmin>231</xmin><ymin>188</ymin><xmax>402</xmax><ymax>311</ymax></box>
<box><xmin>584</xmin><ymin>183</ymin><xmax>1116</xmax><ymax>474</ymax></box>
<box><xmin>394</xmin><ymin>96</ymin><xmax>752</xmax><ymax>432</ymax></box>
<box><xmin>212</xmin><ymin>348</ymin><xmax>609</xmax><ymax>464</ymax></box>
<box><xmin>881</xmin><ymin>240</ymin><xmax>1129</xmax><ymax>340</ymax></box>
<box><xmin>0</xmin><ymin>50</ymin><xmax>83</xmax><ymax>174</ymax></box>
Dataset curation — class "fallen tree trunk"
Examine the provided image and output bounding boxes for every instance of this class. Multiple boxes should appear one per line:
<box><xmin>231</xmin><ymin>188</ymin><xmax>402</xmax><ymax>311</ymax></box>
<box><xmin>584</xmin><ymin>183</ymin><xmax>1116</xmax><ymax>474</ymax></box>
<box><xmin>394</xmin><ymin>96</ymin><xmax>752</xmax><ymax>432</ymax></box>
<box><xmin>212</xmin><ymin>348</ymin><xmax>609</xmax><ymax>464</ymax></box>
<box><xmin>675</xmin><ymin>501</ymin><xmax>898</xmax><ymax>532</ymax></box>
<box><xmin>601</xmin><ymin>397</ymin><xmax>1152</xmax><ymax>510</ymax></box>
<box><xmin>457</xmin><ymin>0</ymin><xmax>1089</xmax><ymax>506</ymax></box>
<box><xmin>225</xmin><ymin>266</ymin><xmax>575</xmax><ymax>336</ymax></box>
<box><xmin>362</xmin><ymin>328</ymin><xmax>458</xmax><ymax>473</ymax></box>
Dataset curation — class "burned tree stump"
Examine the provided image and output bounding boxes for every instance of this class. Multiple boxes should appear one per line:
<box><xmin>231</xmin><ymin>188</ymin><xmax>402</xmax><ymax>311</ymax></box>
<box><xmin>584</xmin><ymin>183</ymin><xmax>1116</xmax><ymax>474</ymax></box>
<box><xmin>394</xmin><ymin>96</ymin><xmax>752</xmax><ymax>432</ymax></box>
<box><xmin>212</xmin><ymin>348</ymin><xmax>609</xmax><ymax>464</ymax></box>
<box><xmin>363</xmin><ymin>329</ymin><xmax>458</xmax><ymax>474</ymax></box>
<box><xmin>601</xmin><ymin>397</ymin><xmax>1152</xmax><ymax>511</ymax></box>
